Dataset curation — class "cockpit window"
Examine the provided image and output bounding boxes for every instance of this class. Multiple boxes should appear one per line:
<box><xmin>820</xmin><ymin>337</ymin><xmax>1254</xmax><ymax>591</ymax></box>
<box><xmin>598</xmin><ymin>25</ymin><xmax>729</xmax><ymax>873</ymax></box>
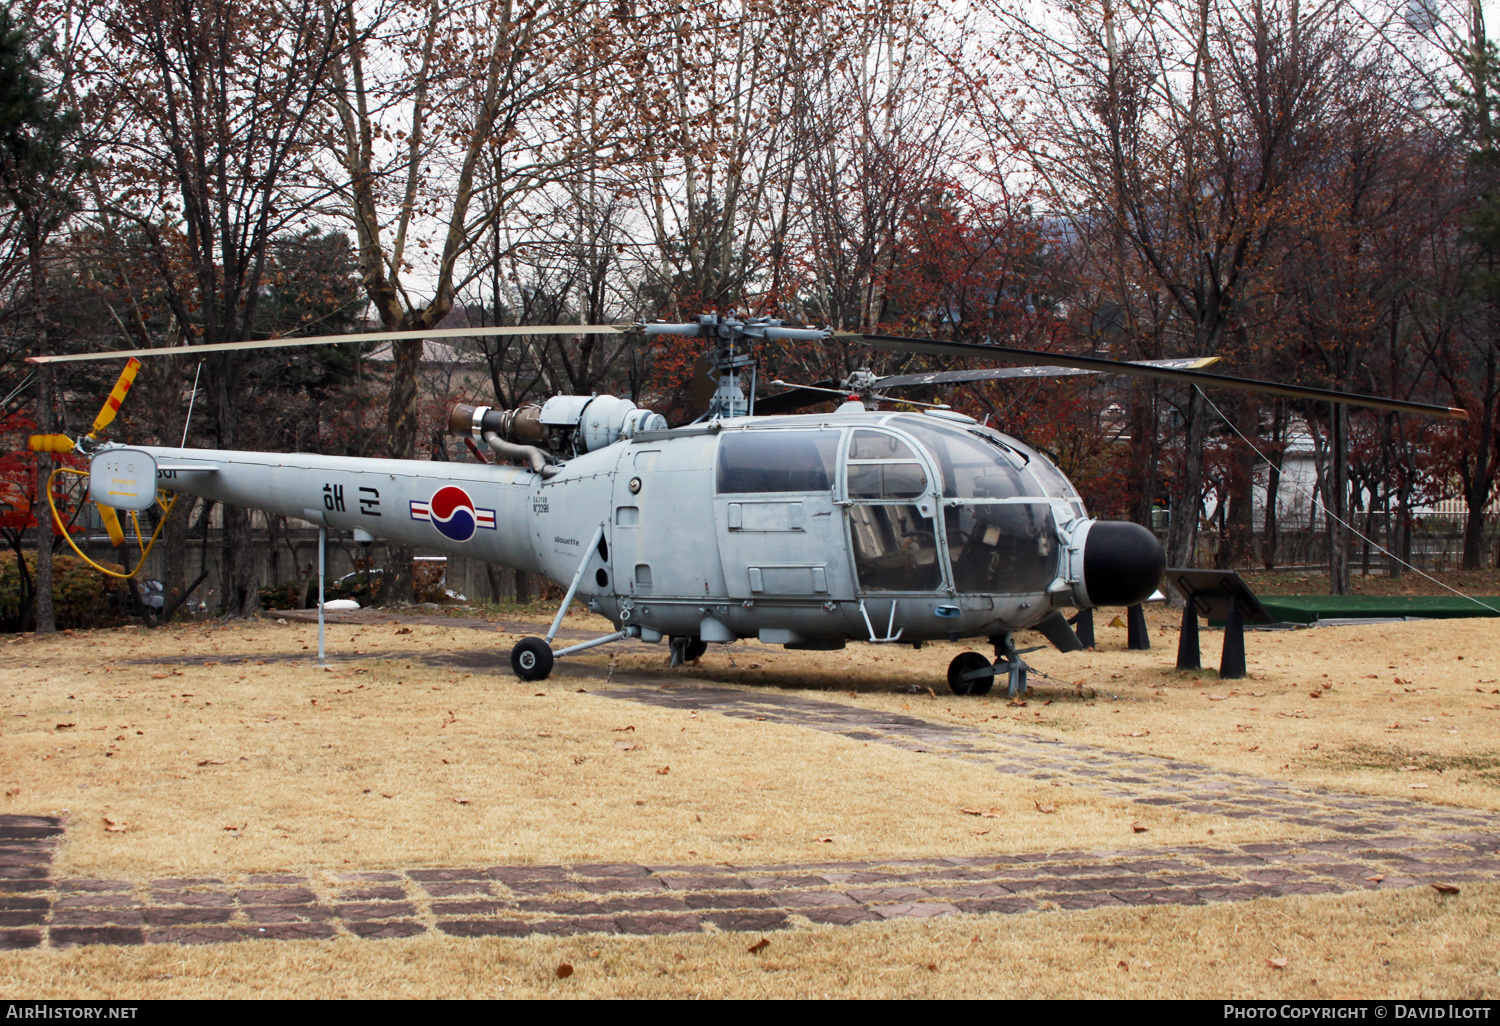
<box><xmin>717</xmin><ymin>431</ymin><xmax>839</xmax><ymax>493</ymax></box>
<box><xmin>898</xmin><ymin>420</ymin><xmax>1033</xmax><ymax>499</ymax></box>
<box><xmin>848</xmin><ymin>430</ymin><xmax>918</xmax><ymax>461</ymax></box>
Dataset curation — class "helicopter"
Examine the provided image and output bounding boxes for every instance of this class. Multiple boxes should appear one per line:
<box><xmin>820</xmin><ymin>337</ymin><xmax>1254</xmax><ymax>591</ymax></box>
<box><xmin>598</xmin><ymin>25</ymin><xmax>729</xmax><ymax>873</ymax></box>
<box><xmin>28</xmin><ymin>314</ymin><xmax>1467</xmax><ymax>695</ymax></box>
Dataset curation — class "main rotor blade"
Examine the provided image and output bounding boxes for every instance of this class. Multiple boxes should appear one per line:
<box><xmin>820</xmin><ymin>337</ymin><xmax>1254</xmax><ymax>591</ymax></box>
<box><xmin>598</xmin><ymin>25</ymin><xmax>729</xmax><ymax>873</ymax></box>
<box><xmin>754</xmin><ymin>380</ymin><xmax>842</xmax><ymax>416</ymax></box>
<box><xmin>876</xmin><ymin>356</ymin><xmax>1220</xmax><ymax>390</ymax></box>
<box><xmin>25</xmin><ymin>324</ymin><xmax>638</xmax><ymax>364</ymax></box>
<box><xmin>845</xmin><ymin>334</ymin><xmax>1468</xmax><ymax>420</ymax></box>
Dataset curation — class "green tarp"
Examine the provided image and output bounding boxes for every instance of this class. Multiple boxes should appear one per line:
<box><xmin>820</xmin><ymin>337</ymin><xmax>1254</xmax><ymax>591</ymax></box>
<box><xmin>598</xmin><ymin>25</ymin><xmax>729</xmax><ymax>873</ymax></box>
<box><xmin>1253</xmin><ymin>595</ymin><xmax>1500</xmax><ymax>624</ymax></box>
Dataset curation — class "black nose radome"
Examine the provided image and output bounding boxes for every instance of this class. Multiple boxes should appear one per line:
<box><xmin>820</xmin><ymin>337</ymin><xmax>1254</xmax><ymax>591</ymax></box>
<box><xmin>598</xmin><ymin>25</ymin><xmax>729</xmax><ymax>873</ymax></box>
<box><xmin>1082</xmin><ymin>521</ymin><xmax>1165</xmax><ymax>608</ymax></box>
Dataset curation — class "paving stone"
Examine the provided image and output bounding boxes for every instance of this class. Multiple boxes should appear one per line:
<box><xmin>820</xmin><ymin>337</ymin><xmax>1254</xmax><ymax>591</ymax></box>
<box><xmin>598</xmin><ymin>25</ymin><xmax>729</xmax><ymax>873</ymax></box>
<box><xmin>596</xmin><ymin>894</ymin><xmax>693</xmax><ymax>913</ymax></box>
<box><xmin>1195</xmin><ymin>884</ymin><xmax>1284</xmax><ymax>902</ymax></box>
<box><xmin>775</xmin><ymin>890</ymin><xmax>861</xmax><ymax>909</ymax></box>
<box><xmin>335</xmin><ymin>886</ymin><xmax>407</xmax><ymax>901</ymax></box>
<box><xmin>0</xmin><ymin>879</ymin><xmax>51</xmax><ymax>892</ymax></box>
<box><xmin>409</xmin><ymin>868</ymin><xmax>494</xmax><ymax>882</ymax></box>
<box><xmin>846</xmin><ymin>886</ymin><xmax>933</xmax><ymax>903</ymax></box>
<box><xmin>51</xmin><ymin>908</ymin><xmax>144</xmax><ymax>927</ymax></box>
<box><xmin>1045</xmin><ymin>892</ymin><xmax>1128</xmax><ymax>910</ymax></box>
<box><xmin>921</xmin><ymin>883</ymin><xmax>1015</xmax><ymax>901</ymax></box>
<box><xmin>0</xmin><ymin>895</ymin><xmax>48</xmax><ymax>911</ymax></box>
<box><xmin>333</xmin><ymin>902</ymin><xmax>416</xmax><ymax>920</ymax></box>
<box><xmin>528</xmin><ymin>915</ymin><xmax>621</xmax><ymax>937</ymax></box>
<box><xmin>659</xmin><ymin>875</ymin><xmax>748</xmax><ymax>892</ymax></box>
<box><xmin>0</xmin><ymin>909</ymin><xmax>45</xmax><ymax>927</ymax></box>
<box><xmin>345</xmin><ymin>919</ymin><xmax>427</xmax><ymax>939</ymax></box>
<box><xmin>613</xmin><ymin>913</ymin><xmax>702</xmax><ymax>935</ymax></box>
<box><xmin>244</xmin><ymin>905</ymin><xmax>333</xmax><ymax>925</ymax></box>
<box><xmin>0</xmin><ymin>866</ymin><xmax>50</xmax><ymax>880</ymax></box>
<box><xmin>440</xmin><ymin>919</ymin><xmax>534</xmax><ymax>938</ymax></box>
<box><xmin>681</xmin><ymin>891</ymin><xmax>778</xmax><ymax>911</ymax></box>
<box><xmin>248</xmin><ymin>875</ymin><xmax>307</xmax><ymax>885</ymax></box>
<box><xmin>50</xmin><ymin>926</ymin><xmax>144</xmax><ymax>947</ymax></box>
<box><xmin>148</xmin><ymin>890</ymin><xmax>235</xmax><ymax>908</ymax></box>
<box><xmin>250</xmin><ymin>923</ymin><xmax>337</xmax><ymax>941</ymax></box>
<box><xmin>236</xmin><ymin>887</ymin><xmax>317</xmax><ymax>905</ymax></box>
<box><xmin>142</xmin><ymin>907</ymin><xmax>234</xmax><ymax>926</ymax></box>
<box><xmin>575</xmin><ymin>877</ymin><xmax>667</xmax><ymax>894</ymax></box>
<box><xmin>504</xmin><ymin>880</ymin><xmax>582</xmax><ymax>897</ymax></box>
<box><xmin>420</xmin><ymin>881</ymin><xmax>494</xmax><ymax>897</ymax></box>
<box><xmin>432</xmin><ymin>900</ymin><xmax>518</xmax><ymax>917</ymax></box>
<box><xmin>797</xmin><ymin>905</ymin><xmax>883</xmax><ymax>926</ymax></box>
<box><xmin>56</xmin><ymin>880</ymin><xmax>132</xmax><ymax>893</ymax></box>
<box><xmin>571</xmin><ymin>863</ymin><xmax>653</xmax><ymax>878</ymax></box>
<box><xmin>484</xmin><ymin>866</ymin><xmax>574</xmax><ymax>883</ymax></box>
<box><xmin>951</xmin><ymin>896</ymin><xmax>1038</xmax><ymax>915</ymax></box>
<box><xmin>0</xmin><ymin>929</ymin><xmax>42</xmax><ymax>950</ymax></box>
<box><xmin>705</xmin><ymin>910</ymin><xmax>790</xmax><ymax>932</ymax></box>
<box><xmin>868</xmin><ymin>901</ymin><xmax>959</xmax><ymax>920</ymax></box>
<box><xmin>335</xmin><ymin>872</ymin><xmax>403</xmax><ymax>883</ymax></box>
<box><xmin>741</xmin><ymin>875</ymin><xmax>826</xmax><ymax>890</ymax></box>
<box><xmin>151</xmin><ymin>878</ymin><xmax>222</xmax><ymax>887</ymax></box>
<box><xmin>149</xmin><ymin>926</ymin><xmax>246</xmax><ymax>946</ymax></box>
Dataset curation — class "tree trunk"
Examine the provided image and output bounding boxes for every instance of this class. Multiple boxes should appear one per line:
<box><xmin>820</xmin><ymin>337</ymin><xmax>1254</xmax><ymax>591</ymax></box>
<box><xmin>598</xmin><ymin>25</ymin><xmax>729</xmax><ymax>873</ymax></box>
<box><xmin>1327</xmin><ymin>404</ymin><xmax>1351</xmax><ymax>595</ymax></box>
<box><xmin>31</xmin><ymin>226</ymin><xmax>54</xmax><ymax>635</ymax></box>
<box><xmin>162</xmin><ymin>495</ymin><xmax>195</xmax><ymax>619</ymax></box>
<box><xmin>376</xmin><ymin>337</ymin><xmax>422</xmax><ymax>606</ymax></box>
<box><xmin>34</xmin><ymin>365</ymin><xmax>54</xmax><ymax>634</ymax></box>
<box><xmin>1166</xmin><ymin>388</ymin><xmax>1206</xmax><ymax>577</ymax></box>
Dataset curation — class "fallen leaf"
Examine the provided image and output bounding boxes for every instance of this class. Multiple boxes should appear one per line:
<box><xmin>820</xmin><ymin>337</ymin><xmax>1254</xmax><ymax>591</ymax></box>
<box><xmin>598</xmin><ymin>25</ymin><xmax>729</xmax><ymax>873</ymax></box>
<box><xmin>1140</xmin><ymin>961</ymin><xmax>1153</xmax><ymax>969</ymax></box>
<box><xmin>961</xmin><ymin>807</ymin><xmax>985</xmax><ymax>816</ymax></box>
<box><xmin>927</xmin><ymin>962</ymin><xmax>939</xmax><ymax>972</ymax></box>
<box><xmin>614</xmin><ymin>741</ymin><xmax>638</xmax><ymax>752</ymax></box>
<box><xmin>536</xmin><ymin>731</ymin><xmax>552</xmax><ymax>738</ymax></box>
<box><xmin>611</xmin><ymin>725</ymin><xmax>636</xmax><ymax>732</ymax></box>
<box><xmin>1431</xmin><ymin>883</ymin><xmax>1460</xmax><ymax>895</ymax></box>
<box><xmin>812</xmin><ymin>836</ymin><xmax>833</xmax><ymax>843</ymax></box>
<box><xmin>1008</xmin><ymin>697</ymin><xmax>1027</xmax><ymax>707</ymax></box>
<box><xmin>1365</xmin><ymin>875</ymin><xmax>1385</xmax><ymax>883</ymax></box>
<box><xmin>103</xmin><ymin>817</ymin><xmax>126</xmax><ymax>833</ymax></box>
<box><xmin>1109</xmin><ymin>616</ymin><xmax>1125</xmax><ymax>628</ymax></box>
<box><xmin>54</xmin><ymin>723</ymin><xmax>75</xmax><ymax>730</ymax></box>
<box><xmin>748</xmin><ymin>938</ymin><xmax>770</xmax><ymax>954</ymax></box>
<box><xmin>555</xmin><ymin>963</ymin><xmax>574</xmax><ymax>979</ymax></box>
<box><xmin>1207</xmin><ymin>696</ymin><xmax>1226</xmax><ymax>702</ymax></box>
<box><xmin>1409</xmin><ymin>783</ymin><xmax>1429</xmax><ymax>789</ymax></box>
<box><xmin>394</xmin><ymin>627</ymin><xmax>411</xmax><ymax>635</ymax></box>
<box><xmin>1131</xmin><ymin>821</ymin><xmax>1148</xmax><ymax>833</ymax></box>
<box><xmin>453</xmin><ymin>798</ymin><xmax>471</xmax><ymax>805</ymax></box>
<box><xmin>1117</xmin><ymin>960</ymin><xmax>1129</xmax><ymax>970</ymax></box>
<box><xmin>1309</xmin><ymin>690</ymin><xmax>1322</xmax><ymax>698</ymax></box>
<box><xmin>656</xmin><ymin>766</ymin><xmax>670</xmax><ymax>775</ymax></box>
<box><xmin>196</xmin><ymin>759</ymin><xmax>225</xmax><ymax>766</ymax></box>
<box><xmin>1034</xmin><ymin>802</ymin><xmax>1056</xmax><ymax>814</ymax></box>
<box><xmin>1265</xmin><ymin>957</ymin><xmax>1288</xmax><ymax>969</ymax></box>
<box><xmin>970</xmin><ymin>828</ymin><xmax>991</xmax><ymax>835</ymax></box>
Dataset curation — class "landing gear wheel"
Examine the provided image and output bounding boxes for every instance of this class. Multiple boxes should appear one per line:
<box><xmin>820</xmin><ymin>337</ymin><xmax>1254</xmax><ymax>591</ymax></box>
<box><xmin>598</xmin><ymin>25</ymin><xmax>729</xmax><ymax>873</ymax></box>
<box><xmin>948</xmin><ymin>652</ymin><xmax>993</xmax><ymax>696</ymax></box>
<box><xmin>510</xmin><ymin>637</ymin><xmax>554</xmax><ymax>681</ymax></box>
<box><xmin>670</xmin><ymin>635</ymin><xmax>708</xmax><ymax>666</ymax></box>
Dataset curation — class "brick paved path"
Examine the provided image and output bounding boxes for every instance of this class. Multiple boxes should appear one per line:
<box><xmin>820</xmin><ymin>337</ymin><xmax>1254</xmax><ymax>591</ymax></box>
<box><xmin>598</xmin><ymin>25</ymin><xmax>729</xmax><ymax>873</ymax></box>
<box><xmin>6</xmin><ymin>613</ymin><xmax>1486</xmax><ymax>950</ymax></box>
<box><xmin>4</xmin><ymin>811</ymin><xmax>1497</xmax><ymax>951</ymax></box>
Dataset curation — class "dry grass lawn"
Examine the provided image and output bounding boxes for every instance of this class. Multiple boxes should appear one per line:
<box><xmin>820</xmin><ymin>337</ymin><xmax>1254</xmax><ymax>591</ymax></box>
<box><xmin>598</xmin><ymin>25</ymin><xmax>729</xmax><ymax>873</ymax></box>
<box><xmin>2</xmin><ymin>603</ymin><xmax>1498</xmax><ymax>998</ymax></box>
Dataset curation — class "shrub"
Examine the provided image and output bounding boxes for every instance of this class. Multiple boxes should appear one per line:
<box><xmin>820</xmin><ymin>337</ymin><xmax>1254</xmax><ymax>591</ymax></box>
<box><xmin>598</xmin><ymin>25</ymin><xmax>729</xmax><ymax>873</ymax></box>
<box><xmin>0</xmin><ymin>551</ymin><xmax>128</xmax><ymax>630</ymax></box>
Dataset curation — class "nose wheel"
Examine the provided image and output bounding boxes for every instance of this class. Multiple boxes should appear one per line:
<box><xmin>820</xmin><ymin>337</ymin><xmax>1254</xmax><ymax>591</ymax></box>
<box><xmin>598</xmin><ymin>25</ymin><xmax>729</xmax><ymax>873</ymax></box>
<box><xmin>510</xmin><ymin>637</ymin><xmax>555</xmax><ymax>681</ymax></box>
<box><xmin>947</xmin><ymin>652</ymin><xmax>994</xmax><ymax>696</ymax></box>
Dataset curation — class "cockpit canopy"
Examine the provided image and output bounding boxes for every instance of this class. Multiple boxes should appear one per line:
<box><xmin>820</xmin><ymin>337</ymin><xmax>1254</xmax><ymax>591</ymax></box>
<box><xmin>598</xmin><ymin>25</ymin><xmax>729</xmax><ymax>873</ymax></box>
<box><xmin>715</xmin><ymin>414</ymin><xmax>1082</xmax><ymax>597</ymax></box>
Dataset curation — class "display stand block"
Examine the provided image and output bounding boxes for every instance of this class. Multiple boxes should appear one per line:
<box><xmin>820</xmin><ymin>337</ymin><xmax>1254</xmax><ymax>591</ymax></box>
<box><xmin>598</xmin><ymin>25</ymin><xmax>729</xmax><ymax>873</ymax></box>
<box><xmin>1127</xmin><ymin>603</ymin><xmax>1150</xmax><ymax>650</ymax></box>
<box><xmin>1070</xmin><ymin>608</ymin><xmax>1095</xmax><ymax>649</ymax></box>
<box><xmin>1164</xmin><ymin>569</ymin><xmax>1273</xmax><ymax>680</ymax></box>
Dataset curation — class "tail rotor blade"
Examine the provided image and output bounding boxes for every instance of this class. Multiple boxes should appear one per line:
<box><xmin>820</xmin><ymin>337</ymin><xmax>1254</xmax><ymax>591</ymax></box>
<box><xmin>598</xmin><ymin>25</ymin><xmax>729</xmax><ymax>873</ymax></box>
<box><xmin>27</xmin><ymin>434</ymin><xmax>76</xmax><ymax>453</ymax></box>
<box><xmin>89</xmin><ymin>358</ymin><xmax>142</xmax><ymax>437</ymax></box>
<box><xmin>98</xmin><ymin>504</ymin><xmax>125</xmax><ymax>547</ymax></box>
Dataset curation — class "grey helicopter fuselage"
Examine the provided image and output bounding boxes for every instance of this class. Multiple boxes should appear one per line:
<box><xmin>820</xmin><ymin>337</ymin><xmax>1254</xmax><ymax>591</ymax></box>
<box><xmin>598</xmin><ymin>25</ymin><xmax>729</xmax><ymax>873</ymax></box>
<box><xmin>105</xmin><ymin>400</ymin><xmax>1162</xmax><ymax>648</ymax></box>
